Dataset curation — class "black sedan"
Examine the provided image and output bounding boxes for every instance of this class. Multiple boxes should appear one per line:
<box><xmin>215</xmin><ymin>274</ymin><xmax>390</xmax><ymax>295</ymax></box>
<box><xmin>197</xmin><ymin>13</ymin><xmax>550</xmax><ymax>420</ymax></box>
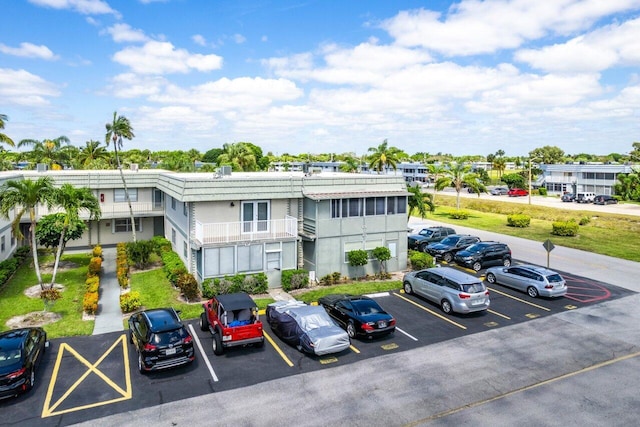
<box><xmin>317</xmin><ymin>294</ymin><xmax>396</xmax><ymax>339</ymax></box>
<box><xmin>0</xmin><ymin>327</ymin><xmax>48</xmax><ymax>399</ymax></box>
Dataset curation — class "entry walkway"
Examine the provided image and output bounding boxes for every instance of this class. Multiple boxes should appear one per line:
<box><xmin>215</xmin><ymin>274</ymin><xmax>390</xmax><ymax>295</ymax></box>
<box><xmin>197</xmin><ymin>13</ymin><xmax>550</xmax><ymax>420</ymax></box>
<box><xmin>93</xmin><ymin>247</ymin><xmax>124</xmax><ymax>335</ymax></box>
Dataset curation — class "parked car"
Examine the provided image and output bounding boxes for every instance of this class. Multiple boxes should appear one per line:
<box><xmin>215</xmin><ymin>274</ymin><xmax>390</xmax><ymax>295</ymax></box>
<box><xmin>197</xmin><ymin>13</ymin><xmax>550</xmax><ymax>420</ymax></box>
<box><xmin>485</xmin><ymin>265</ymin><xmax>568</xmax><ymax>298</ymax></box>
<box><xmin>575</xmin><ymin>192</ymin><xmax>596</xmax><ymax>203</ymax></box>
<box><xmin>0</xmin><ymin>328</ymin><xmax>48</xmax><ymax>400</ymax></box>
<box><xmin>424</xmin><ymin>234</ymin><xmax>481</xmax><ymax>262</ymax></box>
<box><xmin>128</xmin><ymin>308</ymin><xmax>195</xmax><ymax>373</ymax></box>
<box><xmin>317</xmin><ymin>294</ymin><xmax>396</xmax><ymax>339</ymax></box>
<box><xmin>453</xmin><ymin>241</ymin><xmax>512</xmax><ymax>271</ymax></box>
<box><xmin>490</xmin><ymin>187</ymin><xmax>509</xmax><ymax>195</ymax></box>
<box><xmin>507</xmin><ymin>188</ymin><xmax>528</xmax><ymax>197</ymax></box>
<box><xmin>593</xmin><ymin>195</ymin><xmax>618</xmax><ymax>205</ymax></box>
<box><xmin>266</xmin><ymin>301</ymin><xmax>350</xmax><ymax>356</ymax></box>
<box><xmin>402</xmin><ymin>267</ymin><xmax>490</xmax><ymax>314</ymax></box>
<box><xmin>199</xmin><ymin>292</ymin><xmax>264</xmax><ymax>355</ymax></box>
<box><xmin>561</xmin><ymin>193</ymin><xmax>576</xmax><ymax>202</ymax></box>
<box><xmin>407</xmin><ymin>226</ymin><xmax>457</xmax><ymax>252</ymax></box>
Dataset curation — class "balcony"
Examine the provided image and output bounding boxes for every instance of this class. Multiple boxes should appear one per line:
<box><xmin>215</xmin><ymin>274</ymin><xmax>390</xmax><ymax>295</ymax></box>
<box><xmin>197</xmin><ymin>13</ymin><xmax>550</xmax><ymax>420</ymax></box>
<box><xmin>194</xmin><ymin>215</ymin><xmax>298</xmax><ymax>245</ymax></box>
<box><xmin>33</xmin><ymin>202</ymin><xmax>164</xmax><ymax>220</ymax></box>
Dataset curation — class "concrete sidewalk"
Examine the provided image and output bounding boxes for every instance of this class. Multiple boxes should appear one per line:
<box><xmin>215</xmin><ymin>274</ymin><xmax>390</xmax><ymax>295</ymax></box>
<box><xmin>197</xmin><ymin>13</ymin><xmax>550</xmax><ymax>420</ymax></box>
<box><xmin>93</xmin><ymin>247</ymin><xmax>124</xmax><ymax>335</ymax></box>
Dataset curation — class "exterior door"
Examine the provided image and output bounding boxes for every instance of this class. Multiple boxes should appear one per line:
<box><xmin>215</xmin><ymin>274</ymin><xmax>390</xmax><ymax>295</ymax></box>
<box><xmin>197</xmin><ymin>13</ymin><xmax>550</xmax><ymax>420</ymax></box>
<box><xmin>242</xmin><ymin>201</ymin><xmax>269</xmax><ymax>233</ymax></box>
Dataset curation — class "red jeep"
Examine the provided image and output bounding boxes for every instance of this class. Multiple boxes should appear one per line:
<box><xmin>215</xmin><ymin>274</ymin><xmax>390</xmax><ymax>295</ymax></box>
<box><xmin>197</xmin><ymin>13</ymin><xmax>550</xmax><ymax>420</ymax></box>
<box><xmin>199</xmin><ymin>292</ymin><xmax>264</xmax><ymax>355</ymax></box>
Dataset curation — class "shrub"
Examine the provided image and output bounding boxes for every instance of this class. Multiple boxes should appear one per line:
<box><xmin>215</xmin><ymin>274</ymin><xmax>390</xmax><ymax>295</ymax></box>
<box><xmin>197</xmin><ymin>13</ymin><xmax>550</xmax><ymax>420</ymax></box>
<box><xmin>161</xmin><ymin>251</ymin><xmax>187</xmax><ymax>286</ymax></box>
<box><xmin>151</xmin><ymin>236</ymin><xmax>172</xmax><ymax>254</ymax></box>
<box><xmin>538</xmin><ymin>187</ymin><xmax>547</xmax><ymax>196</ymax></box>
<box><xmin>92</xmin><ymin>245</ymin><xmax>103</xmax><ymax>258</ymax></box>
<box><xmin>332</xmin><ymin>271</ymin><xmax>342</xmax><ymax>283</ymax></box>
<box><xmin>212</xmin><ymin>278</ymin><xmax>235</xmax><ymax>295</ymax></box>
<box><xmin>201</xmin><ymin>278</ymin><xmax>216</xmax><ymax>299</ymax></box>
<box><xmin>14</xmin><ymin>246</ymin><xmax>30</xmax><ymax>261</ymax></box>
<box><xmin>177</xmin><ymin>273</ymin><xmax>200</xmax><ymax>301</ymax></box>
<box><xmin>240</xmin><ymin>273</ymin><xmax>268</xmax><ymax>294</ymax></box>
<box><xmin>449</xmin><ymin>210</ymin><xmax>469</xmax><ymax>220</ymax></box>
<box><xmin>40</xmin><ymin>287</ymin><xmax>62</xmax><ymax>301</ymax></box>
<box><xmin>85</xmin><ymin>276</ymin><xmax>100</xmax><ymax>293</ymax></box>
<box><xmin>120</xmin><ymin>291</ymin><xmax>141</xmax><ymax>313</ymax></box>
<box><xmin>372</xmin><ymin>247</ymin><xmax>391</xmax><ymax>274</ymax></box>
<box><xmin>126</xmin><ymin>240</ymin><xmax>154</xmax><ymax>269</ymax></box>
<box><xmin>507</xmin><ymin>214</ymin><xmax>531</xmax><ymax>228</ymax></box>
<box><xmin>281</xmin><ymin>269</ymin><xmax>309</xmax><ymax>292</ymax></box>
<box><xmin>409</xmin><ymin>250</ymin><xmax>434</xmax><ymax>270</ymax></box>
<box><xmin>83</xmin><ymin>291</ymin><xmax>98</xmax><ymax>314</ymax></box>
<box><xmin>579</xmin><ymin>216</ymin><xmax>591</xmax><ymax>226</ymax></box>
<box><xmin>552</xmin><ymin>220</ymin><xmax>579</xmax><ymax>236</ymax></box>
<box><xmin>319</xmin><ymin>274</ymin><xmax>333</xmax><ymax>286</ymax></box>
<box><xmin>347</xmin><ymin>250</ymin><xmax>368</xmax><ymax>267</ymax></box>
<box><xmin>88</xmin><ymin>256</ymin><xmax>102</xmax><ymax>276</ymax></box>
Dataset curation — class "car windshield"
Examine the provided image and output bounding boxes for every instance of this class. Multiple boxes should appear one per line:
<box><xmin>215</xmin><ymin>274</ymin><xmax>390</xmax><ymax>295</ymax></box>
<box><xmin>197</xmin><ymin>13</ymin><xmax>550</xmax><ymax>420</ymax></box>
<box><xmin>461</xmin><ymin>283</ymin><xmax>486</xmax><ymax>293</ymax></box>
<box><xmin>464</xmin><ymin>243</ymin><xmax>484</xmax><ymax>253</ymax></box>
<box><xmin>352</xmin><ymin>299</ymin><xmax>382</xmax><ymax>315</ymax></box>
<box><xmin>419</xmin><ymin>229</ymin><xmax>434</xmax><ymax>237</ymax></box>
<box><xmin>439</xmin><ymin>236</ymin><xmax>459</xmax><ymax>245</ymax></box>
<box><xmin>152</xmin><ymin>327</ymin><xmax>188</xmax><ymax>345</ymax></box>
<box><xmin>0</xmin><ymin>349</ymin><xmax>22</xmax><ymax>367</ymax></box>
<box><xmin>546</xmin><ymin>274</ymin><xmax>564</xmax><ymax>283</ymax></box>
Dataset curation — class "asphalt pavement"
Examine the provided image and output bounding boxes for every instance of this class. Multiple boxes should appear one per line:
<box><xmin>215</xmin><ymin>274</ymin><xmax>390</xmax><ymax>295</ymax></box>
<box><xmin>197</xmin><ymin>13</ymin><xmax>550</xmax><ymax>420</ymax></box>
<box><xmin>72</xmin><ymin>214</ymin><xmax>640</xmax><ymax>427</ymax></box>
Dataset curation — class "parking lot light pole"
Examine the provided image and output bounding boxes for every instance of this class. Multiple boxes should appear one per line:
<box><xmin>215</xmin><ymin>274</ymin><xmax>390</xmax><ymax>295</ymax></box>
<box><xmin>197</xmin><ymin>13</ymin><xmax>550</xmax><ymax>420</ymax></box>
<box><xmin>528</xmin><ymin>157</ymin><xmax>532</xmax><ymax>205</ymax></box>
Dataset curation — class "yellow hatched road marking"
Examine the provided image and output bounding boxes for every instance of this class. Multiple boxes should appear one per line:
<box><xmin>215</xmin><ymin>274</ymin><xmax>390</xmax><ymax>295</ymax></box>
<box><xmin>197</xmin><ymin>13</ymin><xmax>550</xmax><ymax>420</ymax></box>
<box><xmin>393</xmin><ymin>292</ymin><xmax>467</xmax><ymax>330</ymax></box>
<box><xmin>263</xmin><ymin>331</ymin><xmax>294</xmax><ymax>367</ymax></box>
<box><xmin>42</xmin><ymin>334</ymin><xmax>132</xmax><ymax>418</ymax></box>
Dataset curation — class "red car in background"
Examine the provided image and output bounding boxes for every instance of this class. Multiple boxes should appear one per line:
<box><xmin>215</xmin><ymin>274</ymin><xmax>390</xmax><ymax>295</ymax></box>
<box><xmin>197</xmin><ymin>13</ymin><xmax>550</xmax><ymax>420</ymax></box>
<box><xmin>507</xmin><ymin>188</ymin><xmax>528</xmax><ymax>197</ymax></box>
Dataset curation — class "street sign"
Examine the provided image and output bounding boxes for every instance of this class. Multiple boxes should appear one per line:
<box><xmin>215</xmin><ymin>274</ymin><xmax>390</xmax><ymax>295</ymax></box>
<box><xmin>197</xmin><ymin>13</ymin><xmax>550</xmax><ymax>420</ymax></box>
<box><xmin>543</xmin><ymin>239</ymin><xmax>555</xmax><ymax>252</ymax></box>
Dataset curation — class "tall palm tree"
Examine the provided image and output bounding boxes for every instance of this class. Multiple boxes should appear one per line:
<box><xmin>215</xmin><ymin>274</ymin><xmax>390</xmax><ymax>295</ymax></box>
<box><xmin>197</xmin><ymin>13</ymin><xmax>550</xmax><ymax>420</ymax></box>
<box><xmin>217</xmin><ymin>142</ymin><xmax>257</xmax><ymax>171</ymax></box>
<box><xmin>0</xmin><ymin>114</ymin><xmax>16</xmax><ymax>148</ymax></box>
<box><xmin>77</xmin><ymin>140</ymin><xmax>110</xmax><ymax>168</ymax></box>
<box><xmin>0</xmin><ymin>177</ymin><xmax>56</xmax><ymax>289</ymax></box>
<box><xmin>18</xmin><ymin>136</ymin><xmax>70</xmax><ymax>169</ymax></box>
<box><xmin>492</xmin><ymin>157</ymin><xmax>507</xmax><ymax>179</ymax></box>
<box><xmin>435</xmin><ymin>163</ymin><xmax>480</xmax><ymax>209</ymax></box>
<box><xmin>49</xmin><ymin>184</ymin><xmax>101</xmax><ymax>286</ymax></box>
<box><xmin>105</xmin><ymin>111</ymin><xmax>137</xmax><ymax>242</ymax></box>
<box><xmin>367</xmin><ymin>139</ymin><xmax>400</xmax><ymax>173</ymax></box>
<box><xmin>407</xmin><ymin>184</ymin><xmax>434</xmax><ymax>220</ymax></box>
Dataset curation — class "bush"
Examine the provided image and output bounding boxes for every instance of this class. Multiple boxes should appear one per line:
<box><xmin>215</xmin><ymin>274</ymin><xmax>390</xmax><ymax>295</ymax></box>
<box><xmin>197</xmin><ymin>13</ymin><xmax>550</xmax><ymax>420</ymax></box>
<box><xmin>212</xmin><ymin>278</ymin><xmax>235</xmax><ymax>295</ymax></box>
<box><xmin>240</xmin><ymin>273</ymin><xmax>268</xmax><ymax>294</ymax></box>
<box><xmin>85</xmin><ymin>276</ymin><xmax>100</xmax><ymax>293</ymax></box>
<box><xmin>579</xmin><ymin>216</ymin><xmax>591</xmax><ymax>226</ymax></box>
<box><xmin>347</xmin><ymin>250</ymin><xmax>368</xmax><ymax>267</ymax></box>
<box><xmin>88</xmin><ymin>256</ymin><xmax>102</xmax><ymax>276</ymax></box>
<box><xmin>409</xmin><ymin>250</ymin><xmax>434</xmax><ymax>270</ymax></box>
<box><xmin>161</xmin><ymin>251</ymin><xmax>187</xmax><ymax>286</ymax></box>
<box><xmin>177</xmin><ymin>273</ymin><xmax>200</xmax><ymax>301</ymax></box>
<box><xmin>372</xmin><ymin>246</ymin><xmax>391</xmax><ymax>274</ymax></box>
<box><xmin>151</xmin><ymin>236</ymin><xmax>172</xmax><ymax>254</ymax></box>
<box><xmin>92</xmin><ymin>245</ymin><xmax>102</xmax><ymax>258</ymax></box>
<box><xmin>538</xmin><ymin>187</ymin><xmax>547</xmax><ymax>196</ymax></box>
<box><xmin>120</xmin><ymin>291</ymin><xmax>141</xmax><ymax>313</ymax></box>
<box><xmin>552</xmin><ymin>220</ymin><xmax>579</xmax><ymax>236</ymax></box>
<box><xmin>126</xmin><ymin>240</ymin><xmax>154</xmax><ymax>269</ymax></box>
<box><xmin>507</xmin><ymin>214</ymin><xmax>531</xmax><ymax>228</ymax></box>
<box><xmin>201</xmin><ymin>278</ymin><xmax>216</xmax><ymax>299</ymax></box>
<box><xmin>83</xmin><ymin>291</ymin><xmax>98</xmax><ymax>314</ymax></box>
<box><xmin>281</xmin><ymin>269</ymin><xmax>309</xmax><ymax>292</ymax></box>
<box><xmin>449</xmin><ymin>210</ymin><xmax>469</xmax><ymax>220</ymax></box>
<box><xmin>40</xmin><ymin>287</ymin><xmax>62</xmax><ymax>302</ymax></box>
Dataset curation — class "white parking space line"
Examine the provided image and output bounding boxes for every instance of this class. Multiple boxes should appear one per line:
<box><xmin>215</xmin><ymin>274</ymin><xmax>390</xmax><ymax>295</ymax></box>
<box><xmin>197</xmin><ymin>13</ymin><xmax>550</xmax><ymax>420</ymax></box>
<box><xmin>188</xmin><ymin>324</ymin><xmax>219</xmax><ymax>382</ymax></box>
<box><xmin>364</xmin><ymin>292</ymin><xmax>391</xmax><ymax>298</ymax></box>
<box><xmin>396</xmin><ymin>327</ymin><xmax>418</xmax><ymax>341</ymax></box>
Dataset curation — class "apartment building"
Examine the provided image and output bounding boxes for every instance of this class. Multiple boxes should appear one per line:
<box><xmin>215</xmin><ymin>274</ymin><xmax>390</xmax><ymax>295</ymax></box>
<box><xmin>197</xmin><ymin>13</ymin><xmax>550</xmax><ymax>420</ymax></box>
<box><xmin>0</xmin><ymin>169</ymin><xmax>409</xmax><ymax>287</ymax></box>
<box><xmin>540</xmin><ymin>163</ymin><xmax>635</xmax><ymax>195</ymax></box>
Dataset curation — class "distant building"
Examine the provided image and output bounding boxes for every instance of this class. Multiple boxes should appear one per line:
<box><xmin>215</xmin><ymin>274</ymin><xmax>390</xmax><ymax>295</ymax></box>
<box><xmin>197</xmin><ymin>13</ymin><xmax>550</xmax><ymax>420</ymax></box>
<box><xmin>540</xmin><ymin>163</ymin><xmax>635</xmax><ymax>195</ymax></box>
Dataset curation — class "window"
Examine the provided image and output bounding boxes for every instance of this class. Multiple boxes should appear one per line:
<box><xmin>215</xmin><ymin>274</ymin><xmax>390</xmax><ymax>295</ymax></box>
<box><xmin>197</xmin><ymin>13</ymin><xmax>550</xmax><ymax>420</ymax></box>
<box><xmin>183</xmin><ymin>202</ymin><xmax>188</xmax><ymax>216</ymax></box>
<box><xmin>153</xmin><ymin>189</ymin><xmax>164</xmax><ymax>208</ymax></box>
<box><xmin>183</xmin><ymin>242</ymin><xmax>188</xmax><ymax>258</ymax></box>
<box><xmin>114</xmin><ymin>218</ymin><xmax>141</xmax><ymax>233</ymax></box>
<box><xmin>204</xmin><ymin>247</ymin><xmax>234</xmax><ymax>276</ymax></box>
<box><xmin>348</xmin><ymin>198</ymin><xmax>360</xmax><ymax>217</ymax></box>
<box><xmin>171</xmin><ymin>228</ymin><xmax>176</xmax><ymax>244</ymax></box>
<box><xmin>237</xmin><ymin>245</ymin><xmax>263</xmax><ymax>272</ymax></box>
<box><xmin>171</xmin><ymin>197</ymin><xmax>176</xmax><ymax>210</ymax></box>
<box><xmin>331</xmin><ymin>196</ymin><xmax>406</xmax><ymax>218</ymax></box>
<box><xmin>0</xmin><ymin>236</ymin><xmax>4</xmax><ymax>252</ymax></box>
<box><xmin>365</xmin><ymin>197</ymin><xmax>375</xmax><ymax>216</ymax></box>
<box><xmin>114</xmin><ymin>188</ymin><xmax>138</xmax><ymax>203</ymax></box>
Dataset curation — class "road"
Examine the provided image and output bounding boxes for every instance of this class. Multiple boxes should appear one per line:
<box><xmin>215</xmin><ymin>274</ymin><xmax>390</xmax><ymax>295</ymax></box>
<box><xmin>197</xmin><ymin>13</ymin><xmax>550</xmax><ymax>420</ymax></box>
<box><xmin>66</xmin><ymin>217</ymin><xmax>640</xmax><ymax>427</ymax></box>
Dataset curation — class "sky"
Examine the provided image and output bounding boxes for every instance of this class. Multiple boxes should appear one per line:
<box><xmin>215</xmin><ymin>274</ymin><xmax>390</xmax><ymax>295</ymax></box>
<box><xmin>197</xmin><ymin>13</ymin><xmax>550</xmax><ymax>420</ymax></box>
<box><xmin>2</xmin><ymin>0</ymin><xmax>640</xmax><ymax>158</ymax></box>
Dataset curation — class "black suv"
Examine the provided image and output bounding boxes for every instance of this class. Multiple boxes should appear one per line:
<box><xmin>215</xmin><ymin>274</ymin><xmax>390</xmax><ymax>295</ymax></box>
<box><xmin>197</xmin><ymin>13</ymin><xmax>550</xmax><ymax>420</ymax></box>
<box><xmin>128</xmin><ymin>308</ymin><xmax>195</xmax><ymax>373</ymax></box>
<box><xmin>453</xmin><ymin>241</ymin><xmax>512</xmax><ymax>271</ymax></box>
<box><xmin>593</xmin><ymin>195</ymin><xmax>618</xmax><ymax>205</ymax></box>
<box><xmin>408</xmin><ymin>226</ymin><xmax>456</xmax><ymax>252</ymax></box>
<box><xmin>425</xmin><ymin>234</ymin><xmax>481</xmax><ymax>262</ymax></box>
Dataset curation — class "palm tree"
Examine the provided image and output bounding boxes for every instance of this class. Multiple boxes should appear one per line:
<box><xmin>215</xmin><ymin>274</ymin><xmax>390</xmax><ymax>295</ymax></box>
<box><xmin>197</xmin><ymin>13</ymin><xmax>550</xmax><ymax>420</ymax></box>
<box><xmin>217</xmin><ymin>142</ymin><xmax>257</xmax><ymax>171</ymax></box>
<box><xmin>18</xmin><ymin>136</ymin><xmax>70</xmax><ymax>169</ymax></box>
<box><xmin>0</xmin><ymin>114</ymin><xmax>16</xmax><ymax>148</ymax></box>
<box><xmin>0</xmin><ymin>177</ymin><xmax>56</xmax><ymax>289</ymax></box>
<box><xmin>367</xmin><ymin>139</ymin><xmax>400</xmax><ymax>173</ymax></box>
<box><xmin>105</xmin><ymin>111</ymin><xmax>137</xmax><ymax>242</ymax></box>
<box><xmin>492</xmin><ymin>157</ymin><xmax>507</xmax><ymax>179</ymax></box>
<box><xmin>77</xmin><ymin>140</ymin><xmax>110</xmax><ymax>168</ymax></box>
<box><xmin>435</xmin><ymin>163</ymin><xmax>480</xmax><ymax>209</ymax></box>
<box><xmin>49</xmin><ymin>184</ymin><xmax>101</xmax><ymax>286</ymax></box>
<box><xmin>407</xmin><ymin>184</ymin><xmax>434</xmax><ymax>220</ymax></box>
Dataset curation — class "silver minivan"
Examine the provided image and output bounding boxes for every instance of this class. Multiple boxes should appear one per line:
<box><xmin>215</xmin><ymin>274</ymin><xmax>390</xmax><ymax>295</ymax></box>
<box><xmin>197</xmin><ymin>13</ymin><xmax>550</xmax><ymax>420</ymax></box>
<box><xmin>402</xmin><ymin>267</ymin><xmax>490</xmax><ymax>314</ymax></box>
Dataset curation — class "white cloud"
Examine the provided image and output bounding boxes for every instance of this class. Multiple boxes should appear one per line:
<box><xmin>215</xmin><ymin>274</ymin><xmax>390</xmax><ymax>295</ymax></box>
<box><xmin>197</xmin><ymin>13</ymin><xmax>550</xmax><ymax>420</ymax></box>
<box><xmin>233</xmin><ymin>34</ymin><xmax>246</xmax><ymax>44</ymax></box>
<box><xmin>0</xmin><ymin>42</ymin><xmax>58</xmax><ymax>60</ymax></box>
<box><xmin>192</xmin><ymin>34</ymin><xmax>206</xmax><ymax>46</ymax></box>
<box><xmin>0</xmin><ymin>68</ymin><xmax>60</xmax><ymax>107</ymax></box>
<box><xmin>105</xmin><ymin>23</ymin><xmax>149</xmax><ymax>43</ymax></box>
<box><xmin>112</xmin><ymin>41</ymin><xmax>223</xmax><ymax>74</ymax></box>
<box><xmin>28</xmin><ymin>0</ymin><xmax>120</xmax><ymax>17</ymax></box>
<box><xmin>106</xmin><ymin>73</ymin><xmax>167</xmax><ymax>98</ymax></box>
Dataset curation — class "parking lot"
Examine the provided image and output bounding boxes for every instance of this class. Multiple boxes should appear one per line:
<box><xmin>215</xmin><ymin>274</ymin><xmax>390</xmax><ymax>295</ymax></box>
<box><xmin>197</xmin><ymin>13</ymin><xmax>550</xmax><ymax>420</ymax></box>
<box><xmin>1</xmin><ymin>259</ymin><xmax>634</xmax><ymax>427</ymax></box>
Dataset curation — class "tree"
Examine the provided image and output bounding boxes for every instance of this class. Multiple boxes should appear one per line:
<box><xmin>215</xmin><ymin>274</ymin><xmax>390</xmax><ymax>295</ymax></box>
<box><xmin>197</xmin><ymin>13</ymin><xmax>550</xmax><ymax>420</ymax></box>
<box><xmin>367</xmin><ymin>139</ymin><xmax>401</xmax><ymax>173</ymax></box>
<box><xmin>407</xmin><ymin>184</ymin><xmax>434</xmax><ymax>220</ymax></box>
<box><xmin>630</xmin><ymin>142</ymin><xmax>640</xmax><ymax>162</ymax></box>
<box><xmin>614</xmin><ymin>168</ymin><xmax>640</xmax><ymax>201</ymax></box>
<box><xmin>529</xmin><ymin>146</ymin><xmax>565</xmax><ymax>164</ymax></box>
<box><xmin>18</xmin><ymin>136</ymin><xmax>70</xmax><ymax>169</ymax></box>
<box><xmin>501</xmin><ymin>173</ymin><xmax>526</xmax><ymax>189</ymax></box>
<box><xmin>492</xmin><ymin>157</ymin><xmax>507</xmax><ymax>179</ymax></box>
<box><xmin>105</xmin><ymin>111</ymin><xmax>137</xmax><ymax>242</ymax></box>
<box><xmin>217</xmin><ymin>142</ymin><xmax>257</xmax><ymax>171</ymax></box>
<box><xmin>202</xmin><ymin>148</ymin><xmax>224</xmax><ymax>164</ymax></box>
<box><xmin>48</xmin><ymin>184</ymin><xmax>101</xmax><ymax>286</ymax></box>
<box><xmin>340</xmin><ymin>157</ymin><xmax>360</xmax><ymax>173</ymax></box>
<box><xmin>77</xmin><ymin>140</ymin><xmax>110</xmax><ymax>169</ymax></box>
<box><xmin>372</xmin><ymin>247</ymin><xmax>391</xmax><ymax>276</ymax></box>
<box><xmin>0</xmin><ymin>177</ymin><xmax>56</xmax><ymax>289</ymax></box>
<box><xmin>435</xmin><ymin>163</ymin><xmax>480</xmax><ymax>209</ymax></box>
<box><xmin>0</xmin><ymin>114</ymin><xmax>16</xmax><ymax>148</ymax></box>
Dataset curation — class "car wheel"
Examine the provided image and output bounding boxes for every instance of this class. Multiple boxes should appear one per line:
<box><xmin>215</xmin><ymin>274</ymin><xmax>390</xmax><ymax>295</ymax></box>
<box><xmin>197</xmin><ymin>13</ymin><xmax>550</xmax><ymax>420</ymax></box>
<box><xmin>199</xmin><ymin>313</ymin><xmax>208</xmax><ymax>331</ymax></box>
<box><xmin>212</xmin><ymin>333</ymin><xmax>224</xmax><ymax>356</ymax></box>
<box><xmin>527</xmin><ymin>286</ymin><xmax>539</xmax><ymax>298</ymax></box>
<box><xmin>443</xmin><ymin>252</ymin><xmax>453</xmax><ymax>262</ymax></box>
<box><xmin>486</xmin><ymin>273</ymin><xmax>497</xmax><ymax>284</ymax></box>
<box><xmin>346</xmin><ymin>322</ymin><xmax>356</xmax><ymax>339</ymax></box>
<box><xmin>503</xmin><ymin>258</ymin><xmax>511</xmax><ymax>267</ymax></box>
<box><xmin>420</xmin><ymin>244</ymin><xmax>429</xmax><ymax>253</ymax></box>
<box><xmin>403</xmin><ymin>281</ymin><xmax>413</xmax><ymax>294</ymax></box>
<box><xmin>441</xmin><ymin>300</ymin><xmax>452</xmax><ymax>314</ymax></box>
<box><xmin>472</xmin><ymin>261</ymin><xmax>482</xmax><ymax>272</ymax></box>
<box><xmin>138</xmin><ymin>354</ymin><xmax>146</xmax><ymax>374</ymax></box>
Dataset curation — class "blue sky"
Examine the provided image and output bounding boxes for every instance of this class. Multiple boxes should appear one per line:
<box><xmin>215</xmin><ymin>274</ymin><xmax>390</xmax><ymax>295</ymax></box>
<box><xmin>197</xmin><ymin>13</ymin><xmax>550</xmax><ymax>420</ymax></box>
<box><xmin>2</xmin><ymin>0</ymin><xmax>640</xmax><ymax>158</ymax></box>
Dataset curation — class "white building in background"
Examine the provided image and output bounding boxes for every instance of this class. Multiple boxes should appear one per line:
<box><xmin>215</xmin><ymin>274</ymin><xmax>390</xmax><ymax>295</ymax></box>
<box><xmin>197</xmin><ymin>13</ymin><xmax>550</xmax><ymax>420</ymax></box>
<box><xmin>540</xmin><ymin>163</ymin><xmax>636</xmax><ymax>195</ymax></box>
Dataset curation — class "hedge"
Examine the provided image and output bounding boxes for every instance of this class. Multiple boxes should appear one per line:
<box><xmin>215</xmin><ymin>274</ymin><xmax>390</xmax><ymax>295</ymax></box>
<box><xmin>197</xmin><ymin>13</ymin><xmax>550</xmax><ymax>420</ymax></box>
<box><xmin>281</xmin><ymin>269</ymin><xmax>309</xmax><ymax>292</ymax></box>
<box><xmin>507</xmin><ymin>214</ymin><xmax>531</xmax><ymax>227</ymax></box>
<box><xmin>120</xmin><ymin>291</ymin><xmax>141</xmax><ymax>313</ymax></box>
<box><xmin>409</xmin><ymin>250</ymin><xmax>435</xmax><ymax>270</ymax></box>
<box><xmin>552</xmin><ymin>220</ymin><xmax>579</xmax><ymax>236</ymax></box>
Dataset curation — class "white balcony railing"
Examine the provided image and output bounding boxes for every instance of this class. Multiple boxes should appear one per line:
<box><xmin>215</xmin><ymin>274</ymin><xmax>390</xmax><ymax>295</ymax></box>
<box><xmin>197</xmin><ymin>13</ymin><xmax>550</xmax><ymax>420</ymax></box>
<box><xmin>34</xmin><ymin>202</ymin><xmax>163</xmax><ymax>220</ymax></box>
<box><xmin>194</xmin><ymin>215</ymin><xmax>298</xmax><ymax>245</ymax></box>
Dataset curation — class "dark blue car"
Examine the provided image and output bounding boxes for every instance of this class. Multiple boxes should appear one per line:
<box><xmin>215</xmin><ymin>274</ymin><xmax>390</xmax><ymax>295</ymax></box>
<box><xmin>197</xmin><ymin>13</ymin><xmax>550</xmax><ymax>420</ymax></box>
<box><xmin>318</xmin><ymin>294</ymin><xmax>396</xmax><ymax>339</ymax></box>
<box><xmin>0</xmin><ymin>328</ymin><xmax>48</xmax><ymax>400</ymax></box>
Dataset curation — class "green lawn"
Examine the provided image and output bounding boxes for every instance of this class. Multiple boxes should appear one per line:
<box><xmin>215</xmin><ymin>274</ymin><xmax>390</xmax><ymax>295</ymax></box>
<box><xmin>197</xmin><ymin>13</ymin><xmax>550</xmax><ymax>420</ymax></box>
<box><xmin>0</xmin><ymin>253</ymin><xmax>95</xmax><ymax>338</ymax></box>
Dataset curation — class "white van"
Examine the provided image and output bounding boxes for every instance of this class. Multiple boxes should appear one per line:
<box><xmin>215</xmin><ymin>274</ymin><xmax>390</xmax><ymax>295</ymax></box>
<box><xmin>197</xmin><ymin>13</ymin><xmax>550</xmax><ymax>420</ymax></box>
<box><xmin>576</xmin><ymin>192</ymin><xmax>595</xmax><ymax>203</ymax></box>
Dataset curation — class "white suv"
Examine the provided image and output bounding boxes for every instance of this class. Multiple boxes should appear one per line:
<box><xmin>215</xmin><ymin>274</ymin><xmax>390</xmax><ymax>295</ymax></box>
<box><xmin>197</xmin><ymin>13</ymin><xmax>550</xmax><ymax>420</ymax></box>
<box><xmin>575</xmin><ymin>192</ymin><xmax>595</xmax><ymax>203</ymax></box>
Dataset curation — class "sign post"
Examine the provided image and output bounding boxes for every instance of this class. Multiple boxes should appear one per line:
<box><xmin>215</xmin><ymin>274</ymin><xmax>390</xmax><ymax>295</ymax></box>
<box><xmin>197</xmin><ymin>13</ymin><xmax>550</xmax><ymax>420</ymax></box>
<box><xmin>542</xmin><ymin>239</ymin><xmax>555</xmax><ymax>268</ymax></box>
